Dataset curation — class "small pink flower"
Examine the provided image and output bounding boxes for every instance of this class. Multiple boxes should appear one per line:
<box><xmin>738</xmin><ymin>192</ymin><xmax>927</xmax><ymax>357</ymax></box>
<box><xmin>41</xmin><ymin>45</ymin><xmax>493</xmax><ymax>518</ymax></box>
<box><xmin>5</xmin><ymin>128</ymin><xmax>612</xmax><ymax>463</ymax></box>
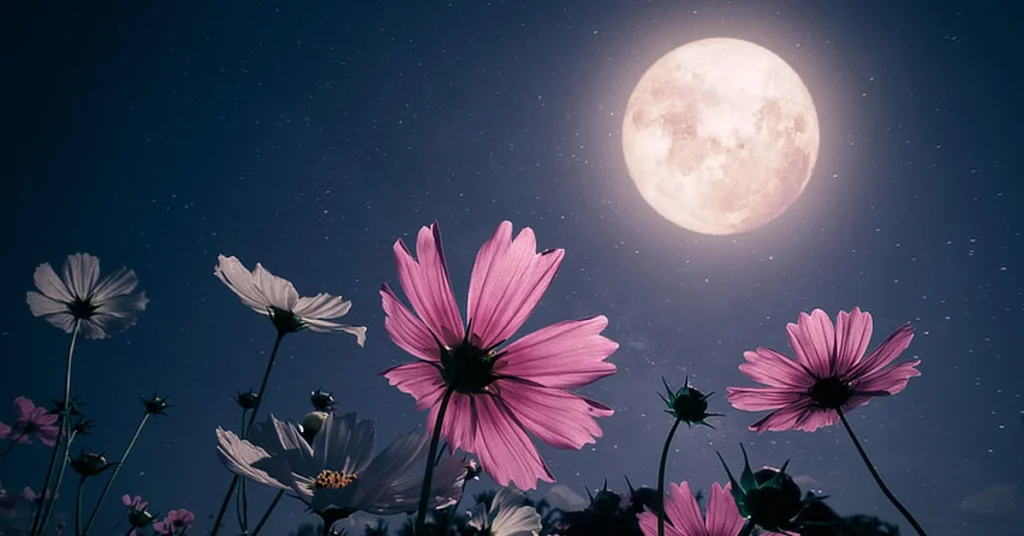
<box><xmin>22</xmin><ymin>487</ymin><xmax>56</xmax><ymax>503</ymax></box>
<box><xmin>153</xmin><ymin>508</ymin><xmax>195</xmax><ymax>535</ymax></box>
<box><xmin>380</xmin><ymin>221</ymin><xmax>618</xmax><ymax>490</ymax></box>
<box><xmin>11</xmin><ymin>397</ymin><xmax>60</xmax><ymax>446</ymax></box>
<box><xmin>728</xmin><ymin>307</ymin><xmax>920</xmax><ymax>433</ymax></box>
<box><xmin>122</xmin><ymin>494</ymin><xmax>148</xmax><ymax>510</ymax></box>
<box><xmin>638</xmin><ymin>482</ymin><xmax>736</xmax><ymax>536</ymax></box>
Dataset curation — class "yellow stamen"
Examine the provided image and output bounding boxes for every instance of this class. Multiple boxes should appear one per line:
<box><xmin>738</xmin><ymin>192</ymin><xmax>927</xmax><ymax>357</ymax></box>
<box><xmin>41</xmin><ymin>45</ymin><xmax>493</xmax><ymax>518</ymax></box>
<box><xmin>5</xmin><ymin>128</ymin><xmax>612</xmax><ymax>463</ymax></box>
<box><xmin>313</xmin><ymin>470</ymin><xmax>357</xmax><ymax>489</ymax></box>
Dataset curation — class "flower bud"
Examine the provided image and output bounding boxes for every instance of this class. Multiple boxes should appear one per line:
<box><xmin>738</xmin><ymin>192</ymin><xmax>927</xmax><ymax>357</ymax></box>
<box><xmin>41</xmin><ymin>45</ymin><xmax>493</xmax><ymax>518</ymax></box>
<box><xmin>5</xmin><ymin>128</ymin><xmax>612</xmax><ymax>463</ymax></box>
<box><xmin>310</xmin><ymin>389</ymin><xmax>335</xmax><ymax>412</ymax></box>
<box><xmin>70</xmin><ymin>451</ymin><xmax>114</xmax><ymax>477</ymax></box>
<box><xmin>235</xmin><ymin>391</ymin><xmax>259</xmax><ymax>410</ymax></box>
<box><xmin>301</xmin><ymin>411</ymin><xmax>329</xmax><ymax>444</ymax></box>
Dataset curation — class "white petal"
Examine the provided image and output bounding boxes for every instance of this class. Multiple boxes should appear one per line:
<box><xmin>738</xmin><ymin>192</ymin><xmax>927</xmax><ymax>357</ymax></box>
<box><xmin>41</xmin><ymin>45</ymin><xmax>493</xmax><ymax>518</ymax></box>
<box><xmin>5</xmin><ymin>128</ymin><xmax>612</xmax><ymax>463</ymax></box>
<box><xmin>362</xmin><ymin>456</ymin><xmax>467</xmax><ymax>516</ymax></box>
<box><xmin>91</xmin><ymin>267</ymin><xmax>140</xmax><ymax>303</ymax></box>
<box><xmin>252</xmin><ymin>264</ymin><xmax>299</xmax><ymax>310</ymax></box>
<box><xmin>78</xmin><ymin>318</ymin><xmax>110</xmax><ymax>340</ymax></box>
<box><xmin>32</xmin><ymin>263</ymin><xmax>72</xmax><ymax>302</ymax></box>
<box><xmin>302</xmin><ymin>319</ymin><xmax>367</xmax><ymax>345</ymax></box>
<box><xmin>490</xmin><ymin>486</ymin><xmax>541</xmax><ymax>536</ymax></box>
<box><xmin>313</xmin><ymin>413</ymin><xmax>376</xmax><ymax>475</ymax></box>
<box><xmin>263</xmin><ymin>416</ymin><xmax>318</xmax><ymax>478</ymax></box>
<box><xmin>215</xmin><ymin>428</ymin><xmax>290</xmax><ymax>490</ymax></box>
<box><xmin>344</xmin><ymin>432</ymin><xmax>429</xmax><ymax>511</ymax></box>
<box><xmin>293</xmin><ymin>294</ymin><xmax>352</xmax><ymax>320</ymax></box>
<box><xmin>38</xmin><ymin>311</ymin><xmax>77</xmax><ymax>334</ymax></box>
<box><xmin>62</xmin><ymin>253</ymin><xmax>100</xmax><ymax>300</ymax></box>
<box><xmin>214</xmin><ymin>255</ymin><xmax>270</xmax><ymax>313</ymax></box>
<box><xmin>27</xmin><ymin>292</ymin><xmax>69</xmax><ymax>318</ymax></box>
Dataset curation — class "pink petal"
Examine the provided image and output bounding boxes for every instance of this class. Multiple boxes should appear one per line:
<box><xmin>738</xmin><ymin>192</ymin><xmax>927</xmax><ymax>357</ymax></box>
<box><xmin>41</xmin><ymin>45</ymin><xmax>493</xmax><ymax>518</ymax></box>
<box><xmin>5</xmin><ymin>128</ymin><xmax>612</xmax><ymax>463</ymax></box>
<box><xmin>705</xmin><ymin>483</ymin><xmax>744</xmax><ymax>536</ymax></box>
<box><xmin>381</xmin><ymin>284</ymin><xmax>441</xmax><ymax>362</ymax></box>
<box><xmin>665</xmin><ymin>481</ymin><xmax>705</xmax><ymax>536</ymax></box>
<box><xmin>393</xmin><ymin>224</ymin><xmax>464</xmax><ymax>347</ymax></box>
<box><xmin>637</xmin><ymin>509</ymin><xmax>685</xmax><ymax>536</ymax></box>
<box><xmin>495</xmin><ymin>380</ymin><xmax>612</xmax><ymax>450</ymax></box>
<box><xmin>848</xmin><ymin>323</ymin><xmax>914</xmax><ymax>379</ymax></box>
<box><xmin>381</xmin><ymin>362</ymin><xmax>446</xmax><ymax>411</ymax></box>
<box><xmin>0</xmin><ymin>421</ymin><xmax>9</xmax><ymax>439</ymax></box>
<box><xmin>832</xmin><ymin>307</ymin><xmax>873</xmax><ymax>376</ymax></box>
<box><xmin>853</xmin><ymin>360</ymin><xmax>921</xmax><ymax>395</ymax></box>
<box><xmin>467</xmin><ymin>394</ymin><xmax>553</xmax><ymax>490</ymax></box>
<box><xmin>738</xmin><ymin>348</ymin><xmax>815</xmax><ymax>389</ymax></box>
<box><xmin>727</xmin><ymin>386</ymin><xmax>804</xmax><ymax>412</ymax></box>
<box><xmin>13</xmin><ymin>397</ymin><xmax>36</xmax><ymax>420</ymax></box>
<box><xmin>466</xmin><ymin>221</ymin><xmax>565</xmax><ymax>350</ymax></box>
<box><xmin>122</xmin><ymin>494</ymin><xmax>132</xmax><ymax>507</ymax></box>
<box><xmin>748</xmin><ymin>399</ymin><xmax>837</xmax><ymax>433</ymax></box>
<box><xmin>492</xmin><ymin>317</ymin><xmax>618</xmax><ymax>388</ymax></box>
<box><xmin>36</xmin><ymin>425</ymin><xmax>60</xmax><ymax>447</ymax></box>
<box><xmin>786</xmin><ymin>309</ymin><xmax>835</xmax><ymax>379</ymax></box>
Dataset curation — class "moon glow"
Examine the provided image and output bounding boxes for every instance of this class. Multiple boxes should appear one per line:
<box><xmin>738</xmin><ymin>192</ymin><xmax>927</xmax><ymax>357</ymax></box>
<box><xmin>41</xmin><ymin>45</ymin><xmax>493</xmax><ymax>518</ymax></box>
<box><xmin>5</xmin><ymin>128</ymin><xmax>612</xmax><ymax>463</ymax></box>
<box><xmin>622</xmin><ymin>38</ymin><xmax>820</xmax><ymax>235</ymax></box>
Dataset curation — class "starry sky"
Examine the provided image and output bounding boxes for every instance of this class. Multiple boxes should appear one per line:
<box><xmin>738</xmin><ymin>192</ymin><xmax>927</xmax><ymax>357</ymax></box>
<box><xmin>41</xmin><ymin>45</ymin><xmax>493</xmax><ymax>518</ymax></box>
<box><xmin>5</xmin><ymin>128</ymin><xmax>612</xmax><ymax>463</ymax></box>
<box><xmin>2</xmin><ymin>1</ymin><xmax>1022</xmax><ymax>535</ymax></box>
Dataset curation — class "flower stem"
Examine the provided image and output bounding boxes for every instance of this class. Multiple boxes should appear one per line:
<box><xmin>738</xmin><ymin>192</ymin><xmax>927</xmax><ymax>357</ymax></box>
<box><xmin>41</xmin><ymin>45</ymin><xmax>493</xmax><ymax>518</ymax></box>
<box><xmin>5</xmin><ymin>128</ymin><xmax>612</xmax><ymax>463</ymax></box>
<box><xmin>0</xmin><ymin>430</ymin><xmax>28</xmax><ymax>460</ymax></box>
<box><xmin>30</xmin><ymin>320</ymin><xmax>80</xmax><ymax>536</ymax></box>
<box><xmin>209</xmin><ymin>330</ymin><xmax>285</xmax><ymax>536</ymax></box>
<box><xmin>838</xmin><ymin>410</ymin><xmax>928</xmax><ymax>536</ymax></box>
<box><xmin>75</xmin><ymin>475</ymin><xmax>86</xmax><ymax>536</ymax></box>
<box><xmin>738</xmin><ymin>520</ymin><xmax>754</xmax><ymax>536</ymax></box>
<box><xmin>415</xmin><ymin>385</ymin><xmax>455</xmax><ymax>534</ymax></box>
<box><xmin>81</xmin><ymin>412</ymin><xmax>151</xmax><ymax>536</ymax></box>
<box><xmin>250</xmin><ymin>490</ymin><xmax>284</xmax><ymax>536</ymax></box>
<box><xmin>236</xmin><ymin>410</ymin><xmax>249</xmax><ymax>533</ymax></box>
<box><xmin>657</xmin><ymin>418</ymin><xmax>682</xmax><ymax>536</ymax></box>
<box><xmin>123</xmin><ymin>527</ymin><xmax>134</xmax><ymax>536</ymax></box>
<box><xmin>39</xmin><ymin>428</ymin><xmax>79</xmax><ymax>536</ymax></box>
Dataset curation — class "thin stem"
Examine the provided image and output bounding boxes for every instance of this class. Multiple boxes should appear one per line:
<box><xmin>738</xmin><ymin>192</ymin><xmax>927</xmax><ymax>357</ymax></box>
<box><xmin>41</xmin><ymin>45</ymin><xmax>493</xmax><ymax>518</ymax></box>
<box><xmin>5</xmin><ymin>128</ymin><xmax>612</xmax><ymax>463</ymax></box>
<box><xmin>415</xmin><ymin>386</ymin><xmax>455</xmax><ymax>534</ymax></box>
<box><xmin>0</xmin><ymin>431</ymin><xmax>29</xmax><ymax>460</ymax></box>
<box><xmin>123</xmin><ymin>528</ymin><xmax>134</xmax><ymax>536</ymax></box>
<box><xmin>82</xmin><ymin>413</ymin><xmax>151</xmax><ymax>535</ymax></box>
<box><xmin>75</xmin><ymin>476</ymin><xmax>86</xmax><ymax>536</ymax></box>
<box><xmin>838</xmin><ymin>410</ymin><xmax>928</xmax><ymax>536</ymax></box>
<box><xmin>210</xmin><ymin>330</ymin><xmax>286</xmax><ymax>536</ymax></box>
<box><xmin>39</xmin><ymin>429</ymin><xmax>79</xmax><ymax>536</ymax></box>
<box><xmin>250</xmin><ymin>489</ymin><xmax>284</xmax><ymax>536</ymax></box>
<box><xmin>657</xmin><ymin>418</ymin><xmax>682</xmax><ymax>536</ymax></box>
<box><xmin>438</xmin><ymin>473</ymin><xmax>472</xmax><ymax>536</ymax></box>
<box><xmin>30</xmin><ymin>320</ymin><xmax>80</xmax><ymax>536</ymax></box>
<box><xmin>237</xmin><ymin>409</ymin><xmax>250</xmax><ymax>533</ymax></box>
<box><xmin>738</xmin><ymin>520</ymin><xmax>755</xmax><ymax>536</ymax></box>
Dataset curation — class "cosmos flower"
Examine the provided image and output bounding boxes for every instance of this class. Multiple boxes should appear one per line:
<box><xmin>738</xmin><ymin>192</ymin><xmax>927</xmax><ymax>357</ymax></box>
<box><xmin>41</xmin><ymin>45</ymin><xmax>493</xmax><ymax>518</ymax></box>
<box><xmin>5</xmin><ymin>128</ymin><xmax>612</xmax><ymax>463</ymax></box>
<box><xmin>153</xmin><ymin>509</ymin><xmax>195</xmax><ymax>535</ymax></box>
<box><xmin>122</xmin><ymin>494</ymin><xmax>148</xmax><ymax>511</ymax></box>
<box><xmin>727</xmin><ymin>307</ymin><xmax>920</xmax><ymax>433</ymax></box>
<box><xmin>26</xmin><ymin>253</ymin><xmax>148</xmax><ymax>339</ymax></box>
<box><xmin>10</xmin><ymin>396</ymin><xmax>60</xmax><ymax>446</ymax></box>
<box><xmin>637</xmin><ymin>481</ymin><xmax>751</xmax><ymax>536</ymax></box>
<box><xmin>22</xmin><ymin>486</ymin><xmax>57</xmax><ymax>503</ymax></box>
<box><xmin>380</xmin><ymin>221</ymin><xmax>618</xmax><ymax>489</ymax></box>
<box><xmin>216</xmin><ymin>412</ymin><xmax>469</xmax><ymax>527</ymax></box>
<box><xmin>214</xmin><ymin>255</ymin><xmax>367</xmax><ymax>345</ymax></box>
<box><xmin>468</xmin><ymin>486</ymin><xmax>542</xmax><ymax>536</ymax></box>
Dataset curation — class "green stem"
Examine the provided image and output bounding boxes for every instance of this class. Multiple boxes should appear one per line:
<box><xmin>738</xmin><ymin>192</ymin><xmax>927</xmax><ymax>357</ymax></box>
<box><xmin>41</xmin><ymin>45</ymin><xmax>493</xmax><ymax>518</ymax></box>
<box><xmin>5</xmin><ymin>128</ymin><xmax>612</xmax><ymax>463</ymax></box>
<box><xmin>38</xmin><ymin>429</ymin><xmax>79</xmax><ymax>536</ymax></box>
<box><xmin>30</xmin><ymin>320</ymin><xmax>80</xmax><ymax>536</ymax></box>
<box><xmin>210</xmin><ymin>330</ymin><xmax>285</xmax><ymax>536</ymax></box>
<box><xmin>236</xmin><ymin>410</ymin><xmax>249</xmax><ymax>533</ymax></box>
<box><xmin>415</xmin><ymin>385</ymin><xmax>455</xmax><ymax>534</ymax></box>
<box><xmin>0</xmin><ymin>431</ymin><xmax>29</xmax><ymax>460</ymax></box>
<box><xmin>838</xmin><ymin>410</ymin><xmax>928</xmax><ymax>536</ymax></box>
<box><xmin>81</xmin><ymin>413</ymin><xmax>151</xmax><ymax>535</ymax></box>
<box><xmin>75</xmin><ymin>476</ymin><xmax>86</xmax><ymax>536</ymax></box>
<box><xmin>657</xmin><ymin>418</ymin><xmax>682</xmax><ymax>536</ymax></box>
<box><xmin>738</xmin><ymin>520</ymin><xmax>755</xmax><ymax>536</ymax></box>
<box><xmin>250</xmin><ymin>489</ymin><xmax>284</xmax><ymax>536</ymax></box>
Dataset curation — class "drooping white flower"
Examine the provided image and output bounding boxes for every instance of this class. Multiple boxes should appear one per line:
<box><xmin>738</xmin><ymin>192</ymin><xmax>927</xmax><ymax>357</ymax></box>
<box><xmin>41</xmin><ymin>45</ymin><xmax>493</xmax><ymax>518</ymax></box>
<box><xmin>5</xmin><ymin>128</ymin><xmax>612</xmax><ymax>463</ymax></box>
<box><xmin>216</xmin><ymin>413</ymin><xmax>469</xmax><ymax>525</ymax></box>
<box><xmin>214</xmin><ymin>255</ymin><xmax>366</xmax><ymax>345</ymax></box>
<box><xmin>469</xmin><ymin>486</ymin><xmax>542</xmax><ymax>536</ymax></box>
<box><xmin>26</xmin><ymin>253</ymin><xmax>148</xmax><ymax>339</ymax></box>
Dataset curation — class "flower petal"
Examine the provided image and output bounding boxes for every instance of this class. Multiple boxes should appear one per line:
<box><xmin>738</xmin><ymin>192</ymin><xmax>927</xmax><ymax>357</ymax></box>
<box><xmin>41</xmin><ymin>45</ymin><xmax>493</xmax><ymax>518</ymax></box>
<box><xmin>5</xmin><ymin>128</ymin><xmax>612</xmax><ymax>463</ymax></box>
<box><xmin>381</xmin><ymin>284</ymin><xmax>441</xmax><ymax>361</ymax></box>
<box><xmin>748</xmin><ymin>399</ymin><xmax>835</xmax><ymax>433</ymax></box>
<box><xmin>0</xmin><ymin>421</ymin><xmax>10</xmax><ymax>440</ymax></box>
<box><xmin>495</xmin><ymin>379</ymin><xmax>612</xmax><ymax>450</ymax></box>
<box><xmin>13</xmin><ymin>397</ymin><xmax>36</xmax><ymax>421</ymax></box>
<box><xmin>26</xmin><ymin>292</ymin><xmax>68</xmax><ymax>318</ymax></box>
<box><xmin>786</xmin><ymin>309</ymin><xmax>835</xmax><ymax>379</ymax></box>
<box><xmin>706</xmin><ymin>482</ymin><xmax>744</xmax><ymax>536</ymax></box>
<box><xmin>832</xmin><ymin>307</ymin><xmax>873</xmax><ymax>376</ymax></box>
<box><xmin>847</xmin><ymin>323</ymin><xmax>914</xmax><ymax>379</ymax></box>
<box><xmin>214</xmin><ymin>255</ymin><xmax>269</xmax><ymax>312</ymax></box>
<box><xmin>381</xmin><ymin>361</ymin><xmax>446</xmax><ymax>411</ymax></box>
<box><xmin>469</xmin><ymin>395</ymin><xmax>553</xmax><ymax>490</ymax></box>
<box><xmin>36</xmin><ymin>311</ymin><xmax>77</xmax><ymax>334</ymax></box>
<box><xmin>215</xmin><ymin>428</ymin><xmax>291</xmax><ymax>490</ymax></box>
<box><xmin>32</xmin><ymin>263</ymin><xmax>72</xmax><ymax>302</ymax></box>
<box><xmin>638</xmin><ymin>508</ymin><xmax>686</xmax><ymax>536</ymax></box>
<box><xmin>62</xmin><ymin>253</ymin><xmax>100</xmax><ymax>300</ymax></box>
<box><xmin>738</xmin><ymin>348</ymin><xmax>815</xmax><ymax>389</ymax></box>
<box><xmin>853</xmin><ymin>359</ymin><xmax>921</xmax><ymax>395</ymax></box>
<box><xmin>665</xmin><ymin>481</ymin><xmax>705</xmax><ymax>536</ymax></box>
<box><xmin>252</xmin><ymin>263</ymin><xmax>300</xmax><ymax>311</ymax></box>
<box><xmin>312</xmin><ymin>413</ymin><xmax>376</xmax><ymax>475</ymax></box>
<box><xmin>467</xmin><ymin>221</ymin><xmax>564</xmax><ymax>350</ymax></box>
<box><xmin>35</xmin><ymin>425</ymin><xmax>59</xmax><ymax>447</ymax></box>
<box><xmin>293</xmin><ymin>294</ymin><xmax>351</xmax><ymax>320</ymax></box>
<box><xmin>491</xmin><ymin>316</ymin><xmax>618</xmax><ymax>389</ymax></box>
<box><xmin>489</xmin><ymin>486</ymin><xmax>542</xmax><ymax>535</ymax></box>
<box><xmin>392</xmin><ymin>224</ymin><xmax>464</xmax><ymax>347</ymax></box>
<box><xmin>302</xmin><ymin>318</ymin><xmax>367</xmax><ymax>345</ymax></box>
<box><xmin>727</xmin><ymin>386</ymin><xmax>805</xmax><ymax>412</ymax></box>
<box><xmin>91</xmin><ymin>267</ymin><xmax>141</xmax><ymax>303</ymax></box>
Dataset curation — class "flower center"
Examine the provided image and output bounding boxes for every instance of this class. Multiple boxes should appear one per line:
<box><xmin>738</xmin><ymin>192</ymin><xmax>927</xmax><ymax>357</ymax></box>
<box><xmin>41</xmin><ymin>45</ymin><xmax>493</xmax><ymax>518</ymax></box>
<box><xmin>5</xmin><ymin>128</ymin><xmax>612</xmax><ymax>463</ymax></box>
<box><xmin>269</xmin><ymin>306</ymin><xmax>305</xmax><ymax>334</ymax></box>
<box><xmin>313</xmin><ymin>470</ymin><xmax>357</xmax><ymax>489</ymax></box>
<box><xmin>440</xmin><ymin>341</ymin><xmax>497</xmax><ymax>394</ymax></box>
<box><xmin>807</xmin><ymin>376</ymin><xmax>852</xmax><ymax>409</ymax></box>
<box><xmin>68</xmin><ymin>298</ymin><xmax>97</xmax><ymax>319</ymax></box>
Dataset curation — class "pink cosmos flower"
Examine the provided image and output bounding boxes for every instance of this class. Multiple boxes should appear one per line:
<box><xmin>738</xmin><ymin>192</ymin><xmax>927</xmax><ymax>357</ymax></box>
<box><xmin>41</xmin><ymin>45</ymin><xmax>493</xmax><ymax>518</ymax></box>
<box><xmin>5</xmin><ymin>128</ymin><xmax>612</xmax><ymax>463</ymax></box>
<box><xmin>11</xmin><ymin>397</ymin><xmax>60</xmax><ymax>446</ymax></box>
<box><xmin>122</xmin><ymin>494</ymin><xmax>148</xmax><ymax>510</ymax></box>
<box><xmin>638</xmin><ymin>481</ymin><xmax>783</xmax><ymax>536</ymax></box>
<box><xmin>153</xmin><ymin>509</ymin><xmax>195</xmax><ymax>535</ymax></box>
<box><xmin>380</xmin><ymin>221</ymin><xmax>618</xmax><ymax>490</ymax></box>
<box><xmin>728</xmin><ymin>307</ymin><xmax>920</xmax><ymax>433</ymax></box>
<box><xmin>23</xmin><ymin>486</ymin><xmax>57</xmax><ymax>503</ymax></box>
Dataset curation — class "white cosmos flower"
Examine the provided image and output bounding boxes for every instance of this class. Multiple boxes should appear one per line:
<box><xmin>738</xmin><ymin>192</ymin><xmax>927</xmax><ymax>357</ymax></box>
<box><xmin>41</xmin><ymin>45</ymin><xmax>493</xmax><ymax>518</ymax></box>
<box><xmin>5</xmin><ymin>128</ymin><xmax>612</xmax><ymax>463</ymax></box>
<box><xmin>469</xmin><ymin>486</ymin><xmax>542</xmax><ymax>536</ymax></box>
<box><xmin>216</xmin><ymin>413</ymin><xmax>469</xmax><ymax>524</ymax></box>
<box><xmin>214</xmin><ymin>255</ymin><xmax>366</xmax><ymax>345</ymax></box>
<box><xmin>26</xmin><ymin>253</ymin><xmax>148</xmax><ymax>340</ymax></box>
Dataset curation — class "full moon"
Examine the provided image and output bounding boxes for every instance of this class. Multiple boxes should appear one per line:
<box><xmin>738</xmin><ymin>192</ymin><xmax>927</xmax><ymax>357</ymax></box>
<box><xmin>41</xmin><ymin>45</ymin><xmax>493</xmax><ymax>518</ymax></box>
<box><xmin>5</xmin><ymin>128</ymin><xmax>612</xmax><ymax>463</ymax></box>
<box><xmin>622</xmin><ymin>38</ymin><xmax>820</xmax><ymax>235</ymax></box>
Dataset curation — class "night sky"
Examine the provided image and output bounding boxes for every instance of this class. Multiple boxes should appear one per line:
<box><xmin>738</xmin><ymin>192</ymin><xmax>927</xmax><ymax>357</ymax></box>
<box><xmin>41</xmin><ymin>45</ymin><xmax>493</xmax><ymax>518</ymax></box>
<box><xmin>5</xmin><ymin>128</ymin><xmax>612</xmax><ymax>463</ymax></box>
<box><xmin>2</xmin><ymin>1</ymin><xmax>1022</xmax><ymax>535</ymax></box>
